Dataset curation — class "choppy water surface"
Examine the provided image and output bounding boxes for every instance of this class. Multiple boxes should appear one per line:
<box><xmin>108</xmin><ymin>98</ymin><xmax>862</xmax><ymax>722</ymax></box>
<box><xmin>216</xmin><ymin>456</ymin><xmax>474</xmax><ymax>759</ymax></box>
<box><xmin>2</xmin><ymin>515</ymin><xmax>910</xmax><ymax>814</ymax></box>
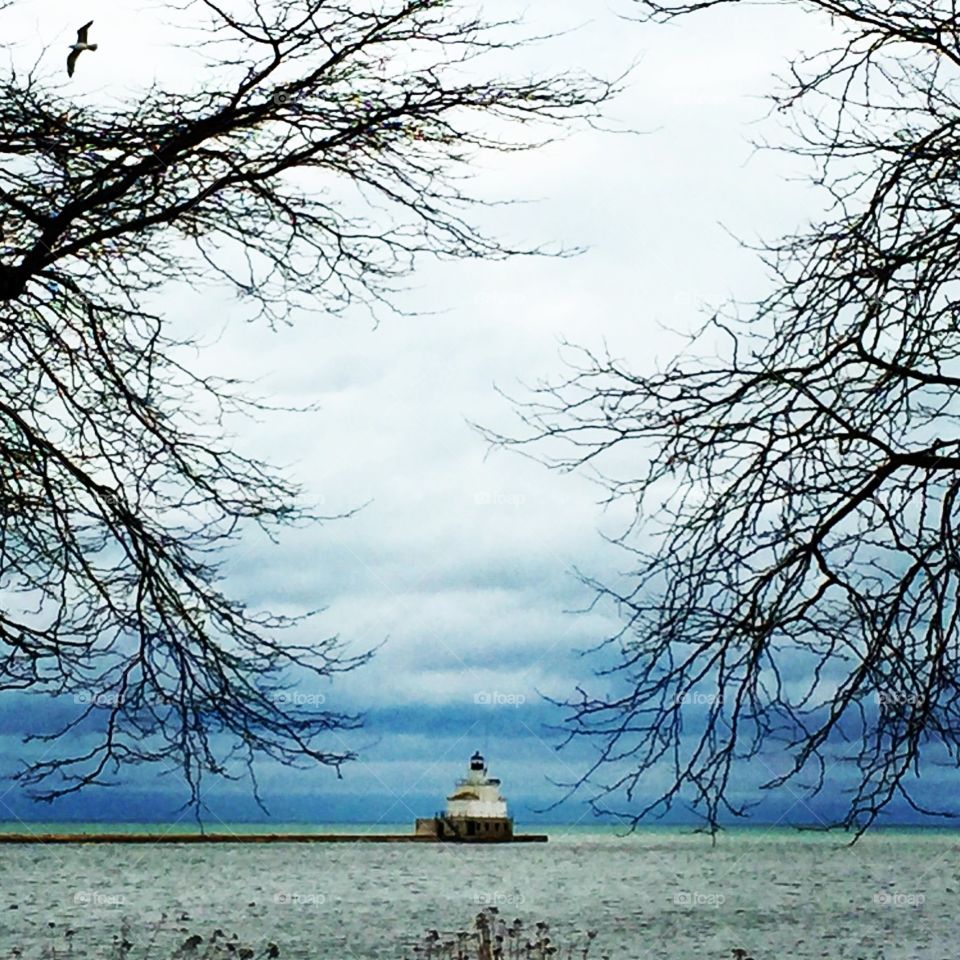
<box><xmin>0</xmin><ymin>826</ymin><xmax>957</xmax><ymax>959</ymax></box>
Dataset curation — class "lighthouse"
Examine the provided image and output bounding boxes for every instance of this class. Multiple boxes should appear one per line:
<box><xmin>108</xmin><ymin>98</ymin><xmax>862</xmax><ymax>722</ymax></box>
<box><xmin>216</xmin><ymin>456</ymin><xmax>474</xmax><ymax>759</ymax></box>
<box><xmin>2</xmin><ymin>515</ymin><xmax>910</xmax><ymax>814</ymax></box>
<box><xmin>414</xmin><ymin>751</ymin><xmax>515</xmax><ymax>841</ymax></box>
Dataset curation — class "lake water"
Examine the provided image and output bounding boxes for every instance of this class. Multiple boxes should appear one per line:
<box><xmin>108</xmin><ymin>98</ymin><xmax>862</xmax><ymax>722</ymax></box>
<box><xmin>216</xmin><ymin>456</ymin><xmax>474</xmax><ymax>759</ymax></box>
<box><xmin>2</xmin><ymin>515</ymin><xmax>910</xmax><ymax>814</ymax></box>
<box><xmin>0</xmin><ymin>825</ymin><xmax>956</xmax><ymax>959</ymax></box>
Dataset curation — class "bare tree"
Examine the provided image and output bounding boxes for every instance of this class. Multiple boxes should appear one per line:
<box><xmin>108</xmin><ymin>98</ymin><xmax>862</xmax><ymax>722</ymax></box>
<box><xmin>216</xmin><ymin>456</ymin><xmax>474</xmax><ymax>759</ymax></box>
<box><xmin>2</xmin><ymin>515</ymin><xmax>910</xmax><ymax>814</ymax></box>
<box><xmin>487</xmin><ymin>0</ymin><xmax>960</xmax><ymax>834</ymax></box>
<box><xmin>0</xmin><ymin>0</ymin><xmax>615</xmax><ymax>807</ymax></box>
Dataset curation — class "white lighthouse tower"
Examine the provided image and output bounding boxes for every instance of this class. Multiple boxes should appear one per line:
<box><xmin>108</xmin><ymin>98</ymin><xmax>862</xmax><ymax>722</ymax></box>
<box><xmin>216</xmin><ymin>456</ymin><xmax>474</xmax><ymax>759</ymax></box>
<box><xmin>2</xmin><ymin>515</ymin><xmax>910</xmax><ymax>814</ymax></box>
<box><xmin>414</xmin><ymin>751</ymin><xmax>514</xmax><ymax>841</ymax></box>
<box><xmin>446</xmin><ymin>751</ymin><xmax>509</xmax><ymax>820</ymax></box>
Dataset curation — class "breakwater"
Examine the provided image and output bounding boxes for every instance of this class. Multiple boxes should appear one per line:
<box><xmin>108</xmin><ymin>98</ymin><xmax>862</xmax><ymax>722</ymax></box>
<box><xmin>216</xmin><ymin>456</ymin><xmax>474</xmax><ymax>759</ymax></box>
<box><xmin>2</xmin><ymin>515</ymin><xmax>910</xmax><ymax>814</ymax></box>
<box><xmin>0</xmin><ymin>832</ymin><xmax>548</xmax><ymax>844</ymax></box>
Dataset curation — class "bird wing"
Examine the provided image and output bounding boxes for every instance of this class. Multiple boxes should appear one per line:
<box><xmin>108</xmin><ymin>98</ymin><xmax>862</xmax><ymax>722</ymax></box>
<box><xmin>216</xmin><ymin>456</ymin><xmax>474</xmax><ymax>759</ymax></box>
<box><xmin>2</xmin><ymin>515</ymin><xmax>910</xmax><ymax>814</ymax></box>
<box><xmin>76</xmin><ymin>20</ymin><xmax>93</xmax><ymax>44</ymax></box>
<box><xmin>66</xmin><ymin>48</ymin><xmax>80</xmax><ymax>77</ymax></box>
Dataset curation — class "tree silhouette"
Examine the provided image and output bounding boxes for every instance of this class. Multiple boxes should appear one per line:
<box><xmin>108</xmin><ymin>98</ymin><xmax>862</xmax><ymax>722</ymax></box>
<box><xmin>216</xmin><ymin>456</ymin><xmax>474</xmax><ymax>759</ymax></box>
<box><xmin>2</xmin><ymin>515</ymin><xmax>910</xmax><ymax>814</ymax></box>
<box><xmin>0</xmin><ymin>0</ymin><xmax>615</xmax><ymax>807</ymax></box>
<box><xmin>488</xmin><ymin>0</ymin><xmax>960</xmax><ymax>833</ymax></box>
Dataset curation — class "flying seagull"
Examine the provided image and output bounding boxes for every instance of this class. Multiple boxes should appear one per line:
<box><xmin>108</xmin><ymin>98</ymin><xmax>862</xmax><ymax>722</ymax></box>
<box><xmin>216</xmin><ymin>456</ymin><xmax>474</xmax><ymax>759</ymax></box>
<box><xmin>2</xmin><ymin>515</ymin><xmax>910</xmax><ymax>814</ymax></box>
<box><xmin>67</xmin><ymin>21</ymin><xmax>97</xmax><ymax>77</ymax></box>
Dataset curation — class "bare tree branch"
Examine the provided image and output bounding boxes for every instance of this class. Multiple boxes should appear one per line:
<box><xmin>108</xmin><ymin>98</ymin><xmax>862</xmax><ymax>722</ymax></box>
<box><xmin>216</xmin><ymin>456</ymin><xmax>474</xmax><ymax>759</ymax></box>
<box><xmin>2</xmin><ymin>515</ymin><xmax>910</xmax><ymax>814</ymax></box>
<box><xmin>0</xmin><ymin>0</ymin><xmax>617</xmax><ymax>808</ymax></box>
<box><xmin>486</xmin><ymin>0</ymin><xmax>960</xmax><ymax>836</ymax></box>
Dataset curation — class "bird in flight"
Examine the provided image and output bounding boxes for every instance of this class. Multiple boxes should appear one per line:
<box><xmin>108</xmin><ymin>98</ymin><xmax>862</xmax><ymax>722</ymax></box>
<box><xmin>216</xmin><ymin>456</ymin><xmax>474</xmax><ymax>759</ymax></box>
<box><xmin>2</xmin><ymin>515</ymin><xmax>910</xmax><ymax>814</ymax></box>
<box><xmin>67</xmin><ymin>21</ymin><xmax>97</xmax><ymax>77</ymax></box>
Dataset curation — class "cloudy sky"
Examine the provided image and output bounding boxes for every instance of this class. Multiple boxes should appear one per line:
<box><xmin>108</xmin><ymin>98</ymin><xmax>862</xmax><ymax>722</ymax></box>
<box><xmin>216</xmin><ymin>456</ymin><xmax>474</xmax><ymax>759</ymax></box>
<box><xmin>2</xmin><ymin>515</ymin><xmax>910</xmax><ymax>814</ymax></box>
<box><xmin>5</xmin><ymin>0</ymin><xmax>920</xmax><ymax>829</ymax></box>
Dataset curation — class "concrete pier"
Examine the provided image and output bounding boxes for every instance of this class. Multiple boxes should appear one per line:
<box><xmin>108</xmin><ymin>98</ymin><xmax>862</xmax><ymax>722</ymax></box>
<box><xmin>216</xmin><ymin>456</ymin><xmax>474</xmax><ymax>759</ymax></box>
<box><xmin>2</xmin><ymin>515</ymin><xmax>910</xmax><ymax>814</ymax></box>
<box><xmin>0</xmin><ymin>832</ymin><xmax>548</xmax><ymax>844</ymax></box>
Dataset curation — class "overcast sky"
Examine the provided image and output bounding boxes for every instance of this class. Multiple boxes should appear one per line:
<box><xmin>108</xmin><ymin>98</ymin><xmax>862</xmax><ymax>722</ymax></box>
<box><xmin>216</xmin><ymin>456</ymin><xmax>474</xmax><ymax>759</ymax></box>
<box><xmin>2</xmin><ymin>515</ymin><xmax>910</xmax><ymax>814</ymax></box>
<box><xmin>4</xmin><ymin>0</ymin><xmax>921</xmax><ymax>829</ymax></box>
